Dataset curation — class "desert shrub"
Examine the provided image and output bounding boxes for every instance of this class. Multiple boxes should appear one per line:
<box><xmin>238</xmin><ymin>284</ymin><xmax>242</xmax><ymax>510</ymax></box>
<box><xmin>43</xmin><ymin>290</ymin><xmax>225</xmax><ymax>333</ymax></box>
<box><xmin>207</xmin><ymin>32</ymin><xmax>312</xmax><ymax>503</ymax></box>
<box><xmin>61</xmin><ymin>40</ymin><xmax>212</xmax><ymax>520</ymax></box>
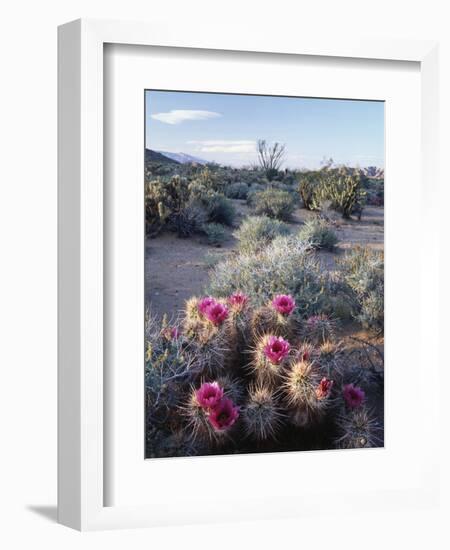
<box><xmin>320</xmin><ymin>169</ymin><xmax>366</xmax><ymax>219</ymax></box>
<box><xmin>203</xmin><ymin>223</ymin><xmax>227</xmax><ymax>246</ymax></box>
<box><xmin>246</xmin><ymin>183</ymin><xmax>265</xmax><ymax>206</ymax></box>
<box><xmin>145</xmin><ymin>176</ymin><xmax>190</xmax><ymax>236</ymax></box>
<box><xmin>298</xmin><ymin>217</ymin><xmax>339</xmax><ymax>250</ymax></box>
<box><xmin>224</xmin><ymin>182</ymin><xmax>249</xmax><ymax>200</ymax></box>
<box><xmin>298</xmin><ymin>172</ymin><xmax>323</xmax><ymax>211</ymax></box>
<box><xmin>204</xmin><ymin>193</ymin><xmax>236</xmax><ymax>226</ymax></box>
<box><xmin>363</xmin><ymin>178</ymin><xmax>384</xmax><ymax>206</ymax></box>
<box><xmin>338</xmin><ymin>246</ymin><xmax>384</xmax><ymax>330</ymax></box>
<box><xmin>251</xmin><ymin>188</ymin><xmax>296</xmax><ymax>221</ymax></box>
<box><xmin>234</xmin><ymin>215</ymin><xmax>290</xmax><ymax>254</ymax></box>
<box><xmin>168</xmin><ymin>203</ymin><xmax>207</xmax><ymax>238</ymax></box>
<box><xmin>209</xmin><ymin>236</ymin><xmax>330</xmax><ymax>317</ymax></box>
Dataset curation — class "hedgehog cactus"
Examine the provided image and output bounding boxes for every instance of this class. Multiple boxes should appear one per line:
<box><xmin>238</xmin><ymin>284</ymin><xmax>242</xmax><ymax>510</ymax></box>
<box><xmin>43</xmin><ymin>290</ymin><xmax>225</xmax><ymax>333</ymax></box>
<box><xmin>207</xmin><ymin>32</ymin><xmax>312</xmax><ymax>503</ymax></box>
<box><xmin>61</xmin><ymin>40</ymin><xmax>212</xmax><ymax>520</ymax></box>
<box><xmin>184</xmin><ymin>387</ymin><xmax>218</xmax><ymax>442</ymax></box>
<box><xmin>283</xmin><ymin>360</ymin><xmax>331</xmax><ymax>427</ymax></box>
<box><xmin>251</xmin><ymin>299</ymin><xmax>297</xmax><ymax>341</ymax></box>
<box><xmin>317</xmin><ymin>340</ymin><xmax>344</xmax><ymax>379</ymax></box>
<box><xmin>184</xmin><ymin>382</ymin><xmax>239</xmax><ymax>443</ymax></box>
<box><xmin>251</xmin><ymin>334</ymin><xmax>291</xmax><ymax>385</ymax></box>
<box><xmin>334</xmin><ymin>407</ymin><xmax>381</xmax><ymax>448</ymax></box>
<box><xmin>302</xmin><ymin>314</ymin><xmax>336</xmax><ymax>345</ymax></box>
<box><xmin>243</xmin><ymin>384</ymin><xmax>284</xmax><ymax>441</ymax></box>
<box><xmin>215</xmin><ymin>374</ymin><xmax>245</xmax><ymax>404</ymax></box>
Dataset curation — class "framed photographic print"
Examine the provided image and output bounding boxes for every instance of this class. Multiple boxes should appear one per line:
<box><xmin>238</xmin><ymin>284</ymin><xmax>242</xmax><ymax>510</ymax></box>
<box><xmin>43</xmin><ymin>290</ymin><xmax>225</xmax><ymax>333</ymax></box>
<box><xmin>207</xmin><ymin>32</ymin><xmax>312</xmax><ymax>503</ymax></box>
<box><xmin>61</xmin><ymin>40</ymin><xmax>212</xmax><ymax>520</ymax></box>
<box><xmin>58</xmin><ymin>18</ymin><xmax>440</xmax><ymax>530</ymax></box>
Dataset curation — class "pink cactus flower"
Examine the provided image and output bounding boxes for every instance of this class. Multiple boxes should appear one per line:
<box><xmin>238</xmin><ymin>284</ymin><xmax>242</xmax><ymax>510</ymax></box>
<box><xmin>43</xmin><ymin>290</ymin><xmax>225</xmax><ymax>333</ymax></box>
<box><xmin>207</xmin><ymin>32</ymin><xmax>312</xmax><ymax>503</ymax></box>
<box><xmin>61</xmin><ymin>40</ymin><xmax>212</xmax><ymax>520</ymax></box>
<box><xmin>208</xmin><ymin>397</ymin><xmax>240</xmax><ymax>431</ymax></box>
<box><xmin>272</xmin><ymin>294</ymin><xmax>296</xmax><ymax>316</ymax></box>
<box><xmin>195</xmin><ymin>382</ymin><xmax>224</xmax><ymax>409</ymax></box>
<box><xmin>263</xmin><ymin>335</ymin><xmax>291</xmax><ymax>364</ymax></box>
<box><xmin>228</xmin><ymin>292</ymin><xmax>249</xmax><ymax>310</ymax></box>
<box><xmin>203</xmin><ymin>302</ymin><xmax>229</xmax><ymax>326</ymax></box>
<box><xmin>316</xmin><ymin>377</ymin><xmax>333</xmax><ymax>400</ymax></box>
<box><xmin>297</xmin><ymin>344</ymin><xmax>313</xmax><ymax>362</ymax></box>
<box><xmin>198</xmin><ymin>296</ymin><xmax>217</xmax><ymax>315</ymax></box>
<box><xmin>343</xmin><ymin>384</ymin><xmax>365</xmax><ymax>409</ymax></box>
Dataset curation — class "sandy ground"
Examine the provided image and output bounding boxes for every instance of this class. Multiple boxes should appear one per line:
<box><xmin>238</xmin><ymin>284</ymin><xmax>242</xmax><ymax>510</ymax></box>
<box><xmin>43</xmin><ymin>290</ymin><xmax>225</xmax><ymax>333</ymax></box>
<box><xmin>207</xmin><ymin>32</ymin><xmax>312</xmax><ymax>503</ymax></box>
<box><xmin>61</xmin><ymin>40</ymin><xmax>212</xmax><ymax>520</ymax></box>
<box><xmin>146</xmin><ymin>200</ymin><xmax>384</xmax><ymax>320</ymax></box>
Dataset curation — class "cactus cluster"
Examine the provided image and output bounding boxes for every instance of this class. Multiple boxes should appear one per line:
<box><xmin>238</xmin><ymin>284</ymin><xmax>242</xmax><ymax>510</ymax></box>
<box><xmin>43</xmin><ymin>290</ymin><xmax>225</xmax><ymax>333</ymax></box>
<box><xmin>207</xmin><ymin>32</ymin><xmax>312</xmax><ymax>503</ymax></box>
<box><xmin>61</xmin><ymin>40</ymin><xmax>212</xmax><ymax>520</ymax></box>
<box><xmin>320</xmin><ymin>169</ymin><xmax>366</xmax><ymax>219</ymax></box>
<box><xmin>145</xmin><ymin>289</ymin><xmax>383</xmax><ymax>457</ymax></box>
<box><xmin>298</xmin><ymin>172</ymin><xmax>323</xmax><ymax>211</ymax></box>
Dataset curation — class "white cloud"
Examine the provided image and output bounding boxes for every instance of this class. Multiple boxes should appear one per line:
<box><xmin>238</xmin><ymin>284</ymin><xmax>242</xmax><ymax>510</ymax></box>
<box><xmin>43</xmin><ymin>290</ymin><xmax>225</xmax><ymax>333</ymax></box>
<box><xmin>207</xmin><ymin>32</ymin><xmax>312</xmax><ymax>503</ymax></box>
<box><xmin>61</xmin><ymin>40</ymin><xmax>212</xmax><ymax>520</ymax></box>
<box><xmin>188</xmin><ymin>140</ymin><xmax>256</xmax><ymax>153</ymax></box>
<box><xmin>150</xmin><ymin>110</ymin><xmax>221</xmax><ymax>125</ymax></box>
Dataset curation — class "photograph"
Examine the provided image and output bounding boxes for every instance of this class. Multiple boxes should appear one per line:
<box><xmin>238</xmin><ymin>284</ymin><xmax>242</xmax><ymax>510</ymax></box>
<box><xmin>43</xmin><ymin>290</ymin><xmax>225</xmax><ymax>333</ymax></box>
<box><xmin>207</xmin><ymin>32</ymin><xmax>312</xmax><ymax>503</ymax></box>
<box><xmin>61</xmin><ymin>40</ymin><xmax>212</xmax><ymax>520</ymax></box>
<box><xmin>144</xmin><ymin>90</ymin><xmax>384</xmax><ymax>459</ymax></box>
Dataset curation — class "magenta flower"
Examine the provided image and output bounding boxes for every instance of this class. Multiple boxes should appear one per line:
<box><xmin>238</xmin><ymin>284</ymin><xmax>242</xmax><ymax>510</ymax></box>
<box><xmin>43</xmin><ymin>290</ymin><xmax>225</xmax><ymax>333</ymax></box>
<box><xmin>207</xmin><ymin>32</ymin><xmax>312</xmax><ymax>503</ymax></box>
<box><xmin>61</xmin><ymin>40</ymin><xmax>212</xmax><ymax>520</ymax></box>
<box><xmin>203</xmin><ymin>302</ymin><xmax>229</xmax><ymax>326</ymax></box>
<box><xmin>316</xmin><ymin>377</ymin><xmax>333</xmax><ymax>400</ymax></box>
<box><xmin>343</xmin><ymin>384</ymin><xmax>365</xmax><ymax>409</ymax></box>
<box><xmin>195</xmin><ymin>382</ymin><xmax>224</xmax><ymax>409</ymax></box>
<box><xmin>272</xmin><ymin>294</ymin><xmax>296</xmax><ymax>316</ymax></box>
<box><xmin>228</xmin><ymin>292</ymin><xmax>249</xmax><ymax>310</ymax></box>
<box><xmin>198</xmin><ymin>296</ymin><xmax>217</xmax><ymax>315</ymax></box>
<box><xmin>208</xmin><ymin>397</ymin><xmax>239</xmax><ymax>431</ymax></box>
<box><xmin>263</xmin><ymin>335</ymin><xmax>291</xmax><ymax>364</ymax></box>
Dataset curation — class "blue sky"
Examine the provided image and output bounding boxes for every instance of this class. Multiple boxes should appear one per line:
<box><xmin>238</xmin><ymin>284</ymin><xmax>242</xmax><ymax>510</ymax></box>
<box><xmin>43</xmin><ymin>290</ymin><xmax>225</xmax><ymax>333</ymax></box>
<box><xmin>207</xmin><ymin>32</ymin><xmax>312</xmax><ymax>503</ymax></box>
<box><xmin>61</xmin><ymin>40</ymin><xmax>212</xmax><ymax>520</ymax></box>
<box><xmin>145</xmin><ymin>90</ymin><xmax>384</xmax><ymax>169</ymax></box>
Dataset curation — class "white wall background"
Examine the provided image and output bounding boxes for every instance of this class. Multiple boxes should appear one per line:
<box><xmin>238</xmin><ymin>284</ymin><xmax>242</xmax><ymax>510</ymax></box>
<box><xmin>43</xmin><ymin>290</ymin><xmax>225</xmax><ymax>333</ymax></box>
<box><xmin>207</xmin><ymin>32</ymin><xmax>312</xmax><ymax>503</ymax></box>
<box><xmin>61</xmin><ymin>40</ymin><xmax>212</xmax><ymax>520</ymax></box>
<box><xmin>0</xmin><ymin>0</ymin><xmax>448</xmax><ymax>547</ymax></box>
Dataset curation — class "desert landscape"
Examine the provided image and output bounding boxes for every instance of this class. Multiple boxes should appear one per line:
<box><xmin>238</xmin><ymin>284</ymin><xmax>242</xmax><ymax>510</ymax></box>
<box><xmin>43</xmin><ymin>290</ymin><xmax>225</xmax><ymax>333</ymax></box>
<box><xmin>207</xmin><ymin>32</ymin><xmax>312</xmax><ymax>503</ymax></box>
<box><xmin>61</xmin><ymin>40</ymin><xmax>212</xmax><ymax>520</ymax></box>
<box><xmin>144</xmin><ymin>91</ymin><xmax>384</xmax><ymax>459</ymax></box>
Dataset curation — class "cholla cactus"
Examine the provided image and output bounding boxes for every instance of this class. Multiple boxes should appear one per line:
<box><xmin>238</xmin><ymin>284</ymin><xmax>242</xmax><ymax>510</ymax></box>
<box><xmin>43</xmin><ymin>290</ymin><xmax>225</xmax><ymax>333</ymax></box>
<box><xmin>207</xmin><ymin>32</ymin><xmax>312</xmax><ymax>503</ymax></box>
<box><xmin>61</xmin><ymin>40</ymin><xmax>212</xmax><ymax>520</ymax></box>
<box><xmin>302</xmin><ymin>314</ymin><xmax>336</xmax><ymax>345</ymax></box>
<box><xmin>242</xmin><ymin>384</ymin><xmax>284</xmax><ymax>441</ymax></box>
<box><xmin>250</xmin><ymin>334</ymin><xmax>291</xmax><ymax>385</ymax></box>
<box><xmin>283</xmin><ymin>360</ymin><xmax>332</xmax><ymax>427</ymax></box>
<box><xmin>334</xmin><ymin>407</ymin><xmax>381</xmax><ymax>448</ymax></box>
<box><xmin>320</xmin><ymin>169</ymin><xmax>366</xmax><ymax>219</ymax></box>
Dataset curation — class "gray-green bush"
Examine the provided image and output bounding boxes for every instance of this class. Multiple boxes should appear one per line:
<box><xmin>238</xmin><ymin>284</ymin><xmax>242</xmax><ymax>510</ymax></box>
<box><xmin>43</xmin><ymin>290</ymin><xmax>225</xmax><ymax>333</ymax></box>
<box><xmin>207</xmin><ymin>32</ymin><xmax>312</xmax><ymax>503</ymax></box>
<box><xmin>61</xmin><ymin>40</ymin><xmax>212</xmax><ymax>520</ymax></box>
<box><xmin>208</xmin><ymin>235</ymin><xmax>330</xmax><ymax>317</ymax></box>
<box><xmin>298</xmin><ymin>217</ymin><xmax>339</xmax><ymax>251</ymax></box>
<box><xmin>338</xmin><ymin>246</ymin><xmax>384</xmax><ymax>330</ymax></box>
<box><xmin>251</xmin><ymin>188</ymin><xmax>296</xmax><ymax>221</ymax></box>
<box><xmin>224</xmin><ymin>182</ymin><xmax>249</xmax><ymax>200</ymax></box>
<box><xmin>203</xmin><ymin>222</ymin><xmax>227</xmax><ymax>246</ymax></box>
<box><xmin>205</xmin><ymin>193</ymin><xmax>236</xmax><ymax>226</ymax></box>
<box><xmin>234</xmin><ymin>215</ymin><xmax>290</xmax><ymax>254</ymax></box>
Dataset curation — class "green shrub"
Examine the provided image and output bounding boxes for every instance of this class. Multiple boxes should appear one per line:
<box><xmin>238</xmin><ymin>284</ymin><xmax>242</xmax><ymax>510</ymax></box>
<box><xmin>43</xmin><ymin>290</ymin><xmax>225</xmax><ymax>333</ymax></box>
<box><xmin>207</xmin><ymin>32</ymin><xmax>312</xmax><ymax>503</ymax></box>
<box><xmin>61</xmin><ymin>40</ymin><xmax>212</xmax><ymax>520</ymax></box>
<box><xmin>204</xmin><ymin>193</ymin><xmax>236</xmax><ymax>226</ymax></box>
<box><xmin>208</xmin><ymin>235</ymin><xmax>329</xmax><ymax>317</ymax></box>
<box><xmin>203</xmin><ymin>222</ymin><xmax>227</xmax><ymax>246</ymax></box>
<box><xmin>338</xmin><ymin>246</ymin><xmax>384</xmax><ymax>330</ymax></box>
<box><xmin>234</xmin><ymin>215</ymin><xmax>290</xmax><ymax>254</ymax></box>
<box><xmin>298</xmin><ymin>217</ymin><xmax>339</xmax><ymax>251</ymax></box>
<box><xmin>224</xmin><ymin>182</ymin><xmax>249</xmax><ymax>199</ymax></box>
<box><xmin>251</xmin><ymin>188</ymin><xmax>296</xmax><ymax>221</ymax></box>
<box><xmin>246</xmin><ymin>183</ymin><xmax>265</xmax><ymax>206</ymax></box>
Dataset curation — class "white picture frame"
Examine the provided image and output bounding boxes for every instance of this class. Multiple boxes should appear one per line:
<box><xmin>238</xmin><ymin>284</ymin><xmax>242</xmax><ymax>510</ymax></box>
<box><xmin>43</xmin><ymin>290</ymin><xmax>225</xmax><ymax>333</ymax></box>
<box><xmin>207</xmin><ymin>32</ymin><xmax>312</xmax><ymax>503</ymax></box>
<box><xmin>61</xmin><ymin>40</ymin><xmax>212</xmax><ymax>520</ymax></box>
<box><xmin>58</xmin><ymin>18</ymin><xmax>440</xmax><ymax>531</ymax></box>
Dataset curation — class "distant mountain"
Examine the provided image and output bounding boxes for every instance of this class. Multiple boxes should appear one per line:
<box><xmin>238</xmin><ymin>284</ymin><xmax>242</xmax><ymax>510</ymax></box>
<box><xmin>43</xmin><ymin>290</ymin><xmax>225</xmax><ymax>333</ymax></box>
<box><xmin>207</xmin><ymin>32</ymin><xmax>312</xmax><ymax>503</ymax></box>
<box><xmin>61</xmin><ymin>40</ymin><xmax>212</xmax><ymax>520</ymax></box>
<box><xmin>145</xmin><ymin>149</ymin><xmax>180</xmax><ymax>164</ymax></box>
<box><xmin>156</xmin><ymin>151</ymin><xmax>209</xmax><ymax>165</ymax></box>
